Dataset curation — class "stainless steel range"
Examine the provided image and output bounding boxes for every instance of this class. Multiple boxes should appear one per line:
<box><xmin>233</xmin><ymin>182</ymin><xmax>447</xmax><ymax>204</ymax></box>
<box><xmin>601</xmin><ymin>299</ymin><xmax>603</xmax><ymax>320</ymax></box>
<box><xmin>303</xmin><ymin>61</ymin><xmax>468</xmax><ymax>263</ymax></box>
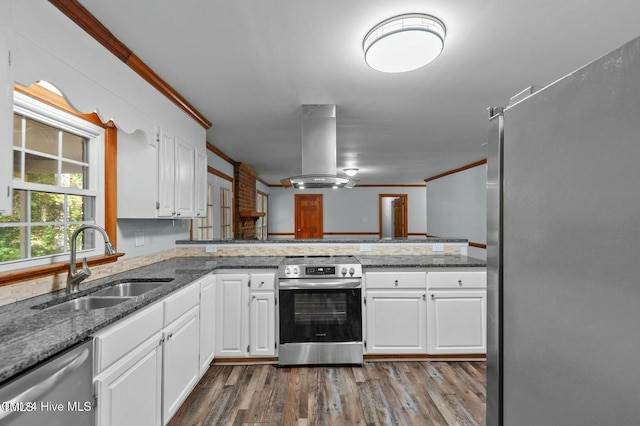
<box><xmin>278</xmin><ymin>255</ymin><xmax>363</xmax><ymax>366</ymax></box>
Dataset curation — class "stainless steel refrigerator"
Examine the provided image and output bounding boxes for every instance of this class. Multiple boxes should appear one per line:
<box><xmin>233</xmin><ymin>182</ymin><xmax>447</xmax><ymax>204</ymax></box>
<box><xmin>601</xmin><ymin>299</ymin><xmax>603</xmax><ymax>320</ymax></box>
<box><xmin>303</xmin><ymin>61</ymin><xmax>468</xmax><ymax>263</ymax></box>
<box><xmin>487</xmin><ymin>36</ymin><xmax>640</xmax><ymax>425</ymax></box>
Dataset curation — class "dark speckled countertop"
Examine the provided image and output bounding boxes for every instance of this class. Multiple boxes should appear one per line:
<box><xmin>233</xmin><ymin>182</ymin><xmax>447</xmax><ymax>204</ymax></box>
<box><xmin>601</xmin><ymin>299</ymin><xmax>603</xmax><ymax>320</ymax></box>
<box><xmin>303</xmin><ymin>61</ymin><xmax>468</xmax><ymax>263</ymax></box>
<box><xmin>356</xmin><ymin>255</ymin><xmax>486</xmax><ymax>268</ymax></box>
<box><xmin>0</xmin><ymin>256</ymin><xmax>282</xmax><ymax>385</ymax></box>
<box><xmin>0</xmin><ymin>254</ymin><xmax>484</xmax><ymax>384</ymax></box>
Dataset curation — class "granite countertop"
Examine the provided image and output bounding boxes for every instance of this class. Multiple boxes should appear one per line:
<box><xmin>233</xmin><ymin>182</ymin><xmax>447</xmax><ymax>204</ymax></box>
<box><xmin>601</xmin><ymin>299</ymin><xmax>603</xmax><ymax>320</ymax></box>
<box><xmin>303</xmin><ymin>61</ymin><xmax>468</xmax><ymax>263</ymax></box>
<box><xmin>0</xmin><ymin>253</ymin><xmax>484</xmax><ymax>384</ymax></box>
<box><xmin>356</xmin><ymin>255</ymin><xmax>486</xmax><ymax>268</ymax></box>
<box><xmin>176</xmin><ymin>237</ymin><xmax>469</xmax><ymax>244</ymax></box>
<box><xmin>0</xmin><ymin>256</ymin><xmax>282</xmax><ymax>385</ymax></box>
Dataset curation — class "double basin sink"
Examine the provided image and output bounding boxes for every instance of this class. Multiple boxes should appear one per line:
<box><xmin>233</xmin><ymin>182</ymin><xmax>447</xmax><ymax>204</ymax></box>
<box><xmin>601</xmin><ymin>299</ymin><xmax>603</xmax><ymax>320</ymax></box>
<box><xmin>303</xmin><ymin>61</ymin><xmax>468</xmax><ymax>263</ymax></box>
<box><xmin>32</xmin><ymin>278</ymin><xmax>174</xmax><ymax>313</ymax></box>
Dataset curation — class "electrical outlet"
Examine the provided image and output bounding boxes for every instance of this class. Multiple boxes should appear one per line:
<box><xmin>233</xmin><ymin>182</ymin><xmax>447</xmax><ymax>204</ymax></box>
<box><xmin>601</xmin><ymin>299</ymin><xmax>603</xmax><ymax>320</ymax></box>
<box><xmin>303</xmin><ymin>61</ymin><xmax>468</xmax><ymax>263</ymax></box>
<box><xmin>205</xmin><ymin>245</ymin><xmax>218</xmax><ymax>253</ymax></box>
<box><xmin>432</xmin><ymin>243</ymin><xmax>445</xmax><ymax>252</ymax></box>
<box><xmin>360</xmin><ymin>244</ymin><xmax>372</xmax><ymax>252</ymax></box>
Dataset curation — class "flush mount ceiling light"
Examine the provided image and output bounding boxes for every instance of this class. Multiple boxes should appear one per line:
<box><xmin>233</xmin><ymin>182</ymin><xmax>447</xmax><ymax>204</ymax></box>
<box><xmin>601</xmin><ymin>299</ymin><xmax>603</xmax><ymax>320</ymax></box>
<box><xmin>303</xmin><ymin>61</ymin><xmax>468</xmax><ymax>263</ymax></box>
<box><xmin>343</xmin><ymin>168</ymin><xmax>359</xmax><ymax>177</ymax></box>
<box><xmin>363</xmin><ymin>13</ymin><xmax>446</xmax><ymax>73</ymax></box>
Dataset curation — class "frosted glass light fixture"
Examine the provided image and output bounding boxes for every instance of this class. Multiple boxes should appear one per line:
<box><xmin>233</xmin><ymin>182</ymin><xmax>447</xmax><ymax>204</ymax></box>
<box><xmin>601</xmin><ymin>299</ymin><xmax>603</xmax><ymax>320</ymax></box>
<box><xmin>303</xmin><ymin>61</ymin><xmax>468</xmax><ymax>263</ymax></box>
<box><xmin>363</xmin><ymin>13</ymin><xmax>446</xmax><ymax>73</ymax></box>
<box><xmin>343</xmin><ymin>168</ymin><xmax>359</xmax><ymax>177</ymax></box>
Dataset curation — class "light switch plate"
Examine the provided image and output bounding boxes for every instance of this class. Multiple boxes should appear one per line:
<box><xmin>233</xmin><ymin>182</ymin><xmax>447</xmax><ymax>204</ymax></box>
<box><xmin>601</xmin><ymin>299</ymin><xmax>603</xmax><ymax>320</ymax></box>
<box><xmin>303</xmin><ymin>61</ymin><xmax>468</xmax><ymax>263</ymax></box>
<box><xmin>134</xmin><ymin>231</ymin><xmax>144</xmax><ymax>247</ymax></box>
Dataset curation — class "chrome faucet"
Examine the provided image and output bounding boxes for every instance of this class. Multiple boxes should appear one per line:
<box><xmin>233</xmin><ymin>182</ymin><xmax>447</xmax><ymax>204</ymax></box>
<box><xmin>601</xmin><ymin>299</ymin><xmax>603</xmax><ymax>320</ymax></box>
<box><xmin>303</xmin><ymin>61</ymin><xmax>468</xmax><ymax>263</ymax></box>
<box><xmin>67</xmin><ymin>224</ymin><xmax>117</xmax><ymax>294</ymax></box>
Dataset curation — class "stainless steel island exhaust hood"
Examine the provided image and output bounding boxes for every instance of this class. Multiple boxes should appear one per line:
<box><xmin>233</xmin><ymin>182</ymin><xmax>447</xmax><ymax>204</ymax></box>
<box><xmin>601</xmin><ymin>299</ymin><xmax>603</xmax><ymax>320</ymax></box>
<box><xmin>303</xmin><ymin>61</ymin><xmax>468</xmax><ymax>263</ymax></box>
<box><xmin>280</xmin><ymin>105</ymin><xmax>357</xmax><ymax>189</ymax></box>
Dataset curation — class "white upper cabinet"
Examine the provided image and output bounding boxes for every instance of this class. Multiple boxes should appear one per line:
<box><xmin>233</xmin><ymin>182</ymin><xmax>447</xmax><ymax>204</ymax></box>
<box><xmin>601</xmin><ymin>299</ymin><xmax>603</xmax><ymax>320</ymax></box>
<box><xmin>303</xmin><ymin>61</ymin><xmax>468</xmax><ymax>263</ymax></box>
<box><xmin>156</xmin><ymin>128</ymin><xmax>205</xmax><ymax>219</ymax></box>
<box><xmin>157</xmin><ymin>128</ymin><xmax>176</xmax><ymax>217</ymax></box>
<box><xmin>117</xmin><ymin>130</ymin><xmax>159</xmax><ymax>218</ymax></box>
<box><xmin>0</xmin><ymin>31</ymin><xmax>13</xmax><ymax>216</ymax></box>
<box><xmin>173</xmin><ymin>137</ymin><xmax>195</xmax><ymax>218</ymax></box>
<box><xmin>194</xmin><ymin>150</ymin><xmax>207</xmax><ymax>218</ymax></box>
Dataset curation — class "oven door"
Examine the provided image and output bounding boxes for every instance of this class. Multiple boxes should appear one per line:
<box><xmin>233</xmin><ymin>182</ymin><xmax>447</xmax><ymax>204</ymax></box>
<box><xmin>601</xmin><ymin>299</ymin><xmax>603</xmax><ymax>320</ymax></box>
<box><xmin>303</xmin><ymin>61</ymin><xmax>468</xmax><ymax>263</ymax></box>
<box><xmin>279</xmin><ymin>283</ymin><xmax>362</xmax><ymax>344</ymax></box>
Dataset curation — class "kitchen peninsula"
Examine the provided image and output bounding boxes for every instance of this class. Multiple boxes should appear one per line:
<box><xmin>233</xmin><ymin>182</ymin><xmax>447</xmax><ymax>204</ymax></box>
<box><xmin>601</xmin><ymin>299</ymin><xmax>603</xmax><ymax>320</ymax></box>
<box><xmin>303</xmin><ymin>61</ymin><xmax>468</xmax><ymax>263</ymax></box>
<box><xmin>0</xmin><ymin>249</ymin><xmax>485</xmax><ymax>425</ymax></box>
<box><xmin>175</xmin><ymin>237</ymin><xmax>474</xmax><ymax>258</ymax></box>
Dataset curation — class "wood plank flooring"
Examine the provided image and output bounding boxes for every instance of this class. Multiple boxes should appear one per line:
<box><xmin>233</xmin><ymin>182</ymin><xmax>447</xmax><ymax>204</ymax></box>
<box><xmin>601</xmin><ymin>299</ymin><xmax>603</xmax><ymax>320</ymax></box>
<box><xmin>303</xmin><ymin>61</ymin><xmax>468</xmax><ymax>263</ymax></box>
<box><xmin>169</xmin><ymin>361</ymin><xmax>486</xmax><ymax>426</ymax></box>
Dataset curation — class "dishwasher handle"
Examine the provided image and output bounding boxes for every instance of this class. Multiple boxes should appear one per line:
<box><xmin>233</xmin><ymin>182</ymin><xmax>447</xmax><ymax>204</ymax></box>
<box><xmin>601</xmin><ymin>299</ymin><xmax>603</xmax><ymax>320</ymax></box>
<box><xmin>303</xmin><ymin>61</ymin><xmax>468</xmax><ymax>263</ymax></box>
<box><xmin>0</xmin><ymin>344</ymin><xmax>91</xmax><ymax>421</ymax></box>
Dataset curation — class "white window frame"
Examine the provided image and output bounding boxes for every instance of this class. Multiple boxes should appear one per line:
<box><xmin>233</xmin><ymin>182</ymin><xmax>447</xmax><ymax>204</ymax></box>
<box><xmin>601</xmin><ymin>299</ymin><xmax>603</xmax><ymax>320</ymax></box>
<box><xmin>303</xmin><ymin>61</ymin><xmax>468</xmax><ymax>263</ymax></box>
<box><xmin>0</xmin><ymin>91</ymin><xmax>105</xmax><ymax>272</ymax></box>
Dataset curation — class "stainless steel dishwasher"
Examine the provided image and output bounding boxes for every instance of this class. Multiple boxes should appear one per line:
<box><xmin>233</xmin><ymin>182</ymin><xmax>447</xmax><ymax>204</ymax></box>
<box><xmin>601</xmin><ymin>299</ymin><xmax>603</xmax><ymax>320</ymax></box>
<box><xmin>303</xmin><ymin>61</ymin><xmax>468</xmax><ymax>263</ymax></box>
<box><xmin>0</xmin><ymin>339</ymin><xmax>93</xmax><ymax>426</ymax></box>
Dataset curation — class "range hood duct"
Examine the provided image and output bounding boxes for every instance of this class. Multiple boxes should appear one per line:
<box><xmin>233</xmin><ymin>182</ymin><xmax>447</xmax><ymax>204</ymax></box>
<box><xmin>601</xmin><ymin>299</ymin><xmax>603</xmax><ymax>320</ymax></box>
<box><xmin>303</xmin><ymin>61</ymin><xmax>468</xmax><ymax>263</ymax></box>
<box><xmin>280</xmin><ymin>105</ymin><xmax>357</xmax><ymax>189</ymax></box>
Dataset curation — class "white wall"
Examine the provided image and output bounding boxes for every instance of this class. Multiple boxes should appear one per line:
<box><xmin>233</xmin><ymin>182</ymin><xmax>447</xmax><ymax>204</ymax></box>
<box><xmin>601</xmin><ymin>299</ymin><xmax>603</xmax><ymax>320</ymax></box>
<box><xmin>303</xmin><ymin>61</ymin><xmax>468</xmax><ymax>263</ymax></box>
<box><xmin>269</xmin><ymin>186</ymin><xmax>426</xmax><ymax>238</ymax></box>
<box><xmin>7</xmin><ymin>1</ymin><xmax>207</xmax><ymax>258</ymax></box>
<box><xmin>426</xmin><ymin>164</ymin><xmax>487</xmax><ymax>259</ymax></box>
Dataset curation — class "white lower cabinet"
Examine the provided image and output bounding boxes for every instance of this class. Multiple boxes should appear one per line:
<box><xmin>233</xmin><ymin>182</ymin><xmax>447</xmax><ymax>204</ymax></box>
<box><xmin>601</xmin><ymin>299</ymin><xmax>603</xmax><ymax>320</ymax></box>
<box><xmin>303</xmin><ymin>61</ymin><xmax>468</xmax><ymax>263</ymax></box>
<box><xmin>249</xmin><ymin>291</ymin><xmax>275</xmax><ymax>357</ymax></box>
<box><xmin>365</xmin><ymin>290</ymin><xmax>427</xmax><ymax>354</ymax></box>
<box><xmin>95</xmin><ymin>333</ymin><xmax>163</xmax><ymax>426</ymax></box>
<box><xmin>215</xmin><ymin>272</ymin><xmax>276</xmax><ymax>358</ymax></box>
<box><xmin>162</xmin><ymin>306</ymin><xmax>200</xmax><ymax>424</ymax></box>
<box><xmin>199</xmin><ymin>274</ymin><xmax>216</xmax><ymax>375</ymax></box>
<box><xmin>427</xmin><ymin>290</ymin><xmax>487</xmax><ymax>354</ymax></box>
<box><xmin>364</xmin><ymin>271</ymin><xmax>427</xmax><ymax>355</ymax></box>
<box><xmin>427</xmin><ymin>271</ymin><xmax>487</xmax><ymax>355</ymax></box>
<box><xmin>215</xmin><ymin>274</ymin><xmax>248</xmax><ymax>357</ymax></box>
<box><xmin>94</xmin><ymin>278</ymin><xmax>208</xmax><ymax>426</ymax></box>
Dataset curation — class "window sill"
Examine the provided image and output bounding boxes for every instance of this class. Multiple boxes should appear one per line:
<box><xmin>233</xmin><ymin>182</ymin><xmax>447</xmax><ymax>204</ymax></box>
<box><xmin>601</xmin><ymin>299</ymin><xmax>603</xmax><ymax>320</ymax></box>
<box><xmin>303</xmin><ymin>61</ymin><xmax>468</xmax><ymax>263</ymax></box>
<box><xmin>0</xmin><ymin>253</ymin><xmax>125</xmax><ymax>287</ymax></box>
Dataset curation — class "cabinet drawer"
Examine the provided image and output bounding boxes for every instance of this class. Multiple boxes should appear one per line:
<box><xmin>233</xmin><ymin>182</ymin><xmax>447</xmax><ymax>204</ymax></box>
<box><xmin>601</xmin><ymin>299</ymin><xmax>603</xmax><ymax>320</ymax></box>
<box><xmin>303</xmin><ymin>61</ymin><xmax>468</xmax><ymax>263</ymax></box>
<box><xmin>365</xmin><ymin>271</ymin><xmax>426</xmax><ymax>289</ymax></box>
<box><xmin>250</xmin><ymin>273</ymin><xmax>275</xmax><ymax>290</ymax></box>
<box><xmin>94</xmin><ymin>303</ymin><xmax>163</xmax><ymax>374</ymax></box>
<box><xmin>427</xmin><ymin>271</ymin><xmax>487</xmax><ymax>289</ymax></box>
<box><xmin>164</xmin><ymin>282</ymin><xmax>200</xmax><ymax>326</ymax></box>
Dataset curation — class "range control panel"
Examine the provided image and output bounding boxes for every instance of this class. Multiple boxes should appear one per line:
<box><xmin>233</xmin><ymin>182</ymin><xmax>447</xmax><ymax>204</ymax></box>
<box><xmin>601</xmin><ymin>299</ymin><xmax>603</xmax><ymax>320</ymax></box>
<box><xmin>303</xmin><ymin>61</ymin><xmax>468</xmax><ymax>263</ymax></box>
<box><xmin>305</xmin><ymin>266</ymin><xmax>336</xmax><ymax>275</ymax></box>
<box><xmin>278</xmin><ymin>257</ymin><xmax>362</xmax><ymax>279</ymax></box>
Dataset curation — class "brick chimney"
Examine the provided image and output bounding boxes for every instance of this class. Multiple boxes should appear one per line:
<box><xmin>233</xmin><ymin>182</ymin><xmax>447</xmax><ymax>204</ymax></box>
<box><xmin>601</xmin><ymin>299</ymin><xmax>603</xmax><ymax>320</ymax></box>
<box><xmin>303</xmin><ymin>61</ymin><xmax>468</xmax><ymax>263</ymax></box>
<box><xmin>234</xmin><ymin>163</ymin><xmax>258</xmax><ymax>239</ymax></box>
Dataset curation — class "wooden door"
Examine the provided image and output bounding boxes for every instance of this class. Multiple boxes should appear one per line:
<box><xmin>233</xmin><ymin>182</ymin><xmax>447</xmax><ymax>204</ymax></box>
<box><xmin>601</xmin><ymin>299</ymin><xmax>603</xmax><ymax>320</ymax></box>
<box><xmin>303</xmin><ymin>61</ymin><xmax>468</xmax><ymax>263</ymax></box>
<box><xmin>393</xmin><ymin>197</ymin><xmax>405</xmax><ymax>238</ymax></box>
<box><xmin>295</xmin><ymin>194</ymin><xmax>323</xmax><ymax>239</ymax></box>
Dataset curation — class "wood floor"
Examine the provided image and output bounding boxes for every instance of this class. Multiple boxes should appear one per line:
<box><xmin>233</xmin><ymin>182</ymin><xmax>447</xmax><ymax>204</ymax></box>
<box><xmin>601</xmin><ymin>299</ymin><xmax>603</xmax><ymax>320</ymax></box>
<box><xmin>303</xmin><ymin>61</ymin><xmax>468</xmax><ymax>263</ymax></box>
<box><xmin>169</xmin><ymin>361</ymin><xmax>486</xmax><ymax>426</ymax></box>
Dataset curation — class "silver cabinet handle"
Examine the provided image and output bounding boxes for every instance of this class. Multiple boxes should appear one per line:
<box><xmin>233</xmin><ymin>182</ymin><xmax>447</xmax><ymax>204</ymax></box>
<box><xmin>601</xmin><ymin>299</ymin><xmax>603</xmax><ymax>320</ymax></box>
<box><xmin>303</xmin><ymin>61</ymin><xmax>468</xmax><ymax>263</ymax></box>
<box><xmin>0</xmin><ymin>345</ymin><xmax>90</xmax><ymax>421</ymax></box>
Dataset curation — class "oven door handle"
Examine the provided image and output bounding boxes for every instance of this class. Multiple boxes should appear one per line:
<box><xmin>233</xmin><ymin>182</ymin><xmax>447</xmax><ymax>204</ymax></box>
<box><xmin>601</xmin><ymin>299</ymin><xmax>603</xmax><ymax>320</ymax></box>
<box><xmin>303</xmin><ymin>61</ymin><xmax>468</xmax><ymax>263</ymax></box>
<box><xmin>278</xmin><ymin>279</ymin><xmax>361</xmax><ymax>289</ymax></box>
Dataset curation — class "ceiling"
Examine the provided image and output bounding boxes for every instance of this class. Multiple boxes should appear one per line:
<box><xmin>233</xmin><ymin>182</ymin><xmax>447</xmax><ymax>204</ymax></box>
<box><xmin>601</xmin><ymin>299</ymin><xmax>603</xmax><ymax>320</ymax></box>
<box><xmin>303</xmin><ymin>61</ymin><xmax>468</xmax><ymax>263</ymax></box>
<box><xmin>78</xmin><ymin>0</ymin><xmax>640</xmax><ymax>185</ymax></box>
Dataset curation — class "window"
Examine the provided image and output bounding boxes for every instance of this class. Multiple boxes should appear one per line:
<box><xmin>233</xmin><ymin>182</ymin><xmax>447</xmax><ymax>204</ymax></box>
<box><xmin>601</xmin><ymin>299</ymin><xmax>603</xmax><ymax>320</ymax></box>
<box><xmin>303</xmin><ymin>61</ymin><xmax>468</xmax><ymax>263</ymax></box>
<box><xmin>0</xmin><ymin>91</ymin><xmax>105</xmax><ymax>271</ymax></box>
<box><xmin>220</xmin><ymin>187</ymin><xmax>232</xmax><ymax>239</ymax></box>
<box><xmin>195</xmin><ymin>180</ymin><xmax>214</xmax><ymax>239</ymax></box>
<box><xmin>256</xmin><ymin>191</ymin><xmax>268</xmax><ymax>240</ymax></box>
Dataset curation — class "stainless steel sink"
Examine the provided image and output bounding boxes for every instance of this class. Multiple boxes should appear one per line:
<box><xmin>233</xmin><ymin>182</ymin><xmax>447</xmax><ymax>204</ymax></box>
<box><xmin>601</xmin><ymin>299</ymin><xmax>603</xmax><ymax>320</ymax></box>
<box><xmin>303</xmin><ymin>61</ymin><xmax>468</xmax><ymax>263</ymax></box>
<box><xmin>44</xmin><ymin>296</ymin><xmax>132</xmax><ymax>312</ymax></box>
<box><xmin>92</xmin><ymin>282</ymin><xmax>167</xmax><ymax>297</ymax></box>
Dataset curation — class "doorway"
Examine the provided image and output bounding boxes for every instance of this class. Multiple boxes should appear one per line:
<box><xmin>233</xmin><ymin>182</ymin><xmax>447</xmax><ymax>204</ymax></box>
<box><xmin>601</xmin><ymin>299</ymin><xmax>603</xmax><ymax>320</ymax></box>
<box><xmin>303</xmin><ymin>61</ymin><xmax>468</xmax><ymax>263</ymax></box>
<box><xmin>379</xmin><ymin>194</ymin><xmax>408</xmax><ymax>239</ymax></box>
<box><xmin>294</xmin><ymin>194</ymin><xmax>323</xmax><ymax>239</ymax></box>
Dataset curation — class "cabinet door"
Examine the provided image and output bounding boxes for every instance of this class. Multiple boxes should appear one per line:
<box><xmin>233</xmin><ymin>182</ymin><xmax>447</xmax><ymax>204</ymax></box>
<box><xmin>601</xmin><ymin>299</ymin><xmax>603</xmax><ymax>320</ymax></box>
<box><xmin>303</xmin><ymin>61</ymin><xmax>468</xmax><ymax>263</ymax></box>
<box><xmin>215</xmin><ymin>274</ymin><xmax>249</xmax><ymax>357</ymax></box>
<box><xmin>249</xmin><ymin>291</ymin><xmax>275</xmax><ymax>357</ymax></box>
<box><xmin>117</xmin><ymin>131</ymin><xmax>158</xmax><ymax>218</ymax></box>
<box><xmin>157</xmin><ymin>129</ymin><xmax>175</xmax><ymax>217</ymax></box>
<box><xmin>95</xmin><ymin>333</ymin><xmax>163</xmax><ymax>426</ymax></box>
<box><xmin>174</xmin><ymin>137</ymin><xmax>195</xmax><ymax>218</ymax></box>
<box><xmin>427</xmin><ymin>290</ymin><xmax>487</xmax><ymax>354</ymax></box>
<box><xmin>163</xmin><ymin>306</ymin><xmax>200</xmax><ymax>424</ymax></box>
<box><xmin>0</xmin><ymin>31</ymin><xmax>13</xmax><ymax>216</ymax></box>
<box><xmin>194</xmin><ymin>149</ymin><xmax>207</xmax><ymax>218</ymax></box>
<box><xmin>199</xmin><ymin>274</ymin><xmax>216</xmax><ymax>375</ymax></box>
<box><xmin>365</xmin><ymin>290</ymin><xmax>427</xmax><ymax>354</ymax></box>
